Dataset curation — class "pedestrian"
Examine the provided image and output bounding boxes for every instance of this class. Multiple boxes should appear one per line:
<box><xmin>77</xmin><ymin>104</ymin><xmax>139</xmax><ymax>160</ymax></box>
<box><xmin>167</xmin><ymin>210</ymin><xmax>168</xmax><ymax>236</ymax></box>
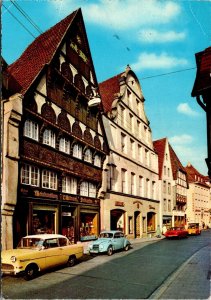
<box><xmin>156</xmin><ymin>225</ymin><xmax>161</xmax><ymax>238</ymax></box>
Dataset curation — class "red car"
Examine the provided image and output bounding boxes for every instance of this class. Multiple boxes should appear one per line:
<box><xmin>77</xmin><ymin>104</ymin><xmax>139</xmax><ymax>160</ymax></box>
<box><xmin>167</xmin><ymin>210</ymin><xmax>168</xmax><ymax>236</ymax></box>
<box><xmin>164</xmin><ymin>227</ymin><xmax>188</xmax><ymax>239</ymax></box>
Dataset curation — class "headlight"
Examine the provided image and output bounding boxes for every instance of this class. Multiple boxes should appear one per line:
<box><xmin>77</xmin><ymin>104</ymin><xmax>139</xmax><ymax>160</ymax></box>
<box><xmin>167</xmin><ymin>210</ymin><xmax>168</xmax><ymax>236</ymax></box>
<box><xmin>10</xmin><ymin>256</ymin><xmax>16</xmax><ymax>263</ymax></box>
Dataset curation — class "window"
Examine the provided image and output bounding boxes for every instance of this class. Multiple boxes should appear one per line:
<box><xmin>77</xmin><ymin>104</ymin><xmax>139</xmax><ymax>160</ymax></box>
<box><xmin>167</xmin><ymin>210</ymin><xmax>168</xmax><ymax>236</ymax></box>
<box><xmin>80</xmin><ymin>181</ymin><xmax>97</xmax><ymax>198</ymax></box>
<box><xmin>152</xmin><ymin>181</ymin><xmax>156</xmax><ymax>199</ymax></box>
<box><xmin>137</xmin><ymin>120</ymin><xmax>141</xmax><ymax>137</ymax></box>
<box><xmin>127</xmin><ymin>89</ymin><xmax>132</xmax><ymax>107</ymax></box>
<box><xmin>24</xmin><ymin>119</ymin><xmax>39</xmax><ymax>141</ymax></box>
<box><xmin>163</xmin><ymin>181</ymin><xmax>167</xmax><ymax>193</ymax></box>
<box><xmin>21</xmin><ymin>164</ymin><xmax>39</xmax><ymax>186</ymax></box>
<box><xmin>121</xmin><ymin>169</ymin><xmax>127</xmax><ymax>193</ymax></box>
<box><xmin>164</xmin><ymin>166</ymin><xmax>166</xmax><ymax>175</ymax></box>
<box><xmin>138</xmin><ymin>145</ymin><xmax>142</xmax><ymax>162</ymax></box>
<box><xmin>163</xmin><ymin>199</ymin><xmax>167</xmax><ymax>211</ymax></box>
<box><xmin>73</xmin><ymin>144</ymin><xmax>82</xmax><ymax>159</ymax></box>
<box><xmin>139</xmin><ymin>176</ymin><xmax>143</xmax><ymax>196</ymax></box>
<box><xmin>94</xmin><ymin>154</ymin><xmax>101</xmax><ymax>167</ymax></box>
<box><xmin>121</xmin><ymin>133</ymin><xmax>126</xmax><ymax>153</ymax></box>
<box><xmin>59</xmin><ymin>137</ymin><xmax>70</xmax><ymax>154</ymax></box>
<box><xmin>131</xmin><ymin>173</ymin><xmax>135</xmax><ymax>195</ymax></box>
<box><xmin>168</xmin><ymin>200</ymin><xmax>171</xmax><ymax>212</ymax></box>
<box><xmin>136</xmin><ymin>99</ymin><xmax>140</xmax><ymax>117</ymax></box>
<box><xmin>108</xmin><ymin>164</ymin><xmax>116</xmax><ymax>190</ymax></box>
<box><xmin>62</xmin><ymin>176</ymin><xmax>77</xmax><ymax>194</ymax></box>
<box><xmin>129</xmin><ymin>113</ymin><xmax>133</xmax><ymax>132</ymax></box>
<box><xmin>43</xmin><ymin>129</ymin><xmax>55</xmax><ymax>147</ymax></box>
<box><xmin>145</xmin><ymin>149</ymin><xmax>149</xmax><ymax>166</ymax></box>
<box><xmin>119</xmin><ymin>105</ymin><xmax>125</xmax><ymax>127</ymax></box>
<box><xmin>42</xmin><ymin>170</ymin><xmax>57</xmax><ymax>190</ymax></box>
<box><xmin>146</xmin><ymin>178</ymin><xmax>150</xmax><ymax>198</ymax></box>
<box><xmin>130</xmin><ymin>139</ymin><xmax>135</xmax><ymax>157</ymax></box>
<box><xmin>84</xmin><ymin>148</ymin><xmax>92</xmax><ymax>163</ymax></box>
<box><xmin>168</xmin><ymin>183</ymin><xmax>171</xmax><ymax>195</ymax></box>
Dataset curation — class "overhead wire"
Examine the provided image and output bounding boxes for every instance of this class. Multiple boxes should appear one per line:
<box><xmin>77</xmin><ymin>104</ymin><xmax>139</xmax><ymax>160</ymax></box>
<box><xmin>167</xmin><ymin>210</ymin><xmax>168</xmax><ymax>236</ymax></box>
<box><xmin>10</xmin><ymin>0</ymin><xmax>43</xmax><ymax>34</ymax></box>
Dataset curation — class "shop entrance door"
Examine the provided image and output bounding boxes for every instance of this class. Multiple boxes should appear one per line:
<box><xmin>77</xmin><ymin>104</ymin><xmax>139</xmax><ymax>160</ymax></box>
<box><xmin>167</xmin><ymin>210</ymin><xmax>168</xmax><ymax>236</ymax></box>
<box><xmin>134</xmin><ymin>211</ymin><xmax>140</xmax><ymax>238</ymax></box>
<box><xmin>110</xmin><ymin>209</ymin><xmax>125</xmax><ymax>232</ymax></box>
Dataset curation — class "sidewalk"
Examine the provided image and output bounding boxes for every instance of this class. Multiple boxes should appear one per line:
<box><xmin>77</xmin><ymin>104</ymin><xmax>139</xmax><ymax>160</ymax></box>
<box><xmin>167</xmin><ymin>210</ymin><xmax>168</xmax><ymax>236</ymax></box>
<box><xmin>149</xmin><ymin>244</ymin><xmax>211</xmax><ymax>299</ymax></box>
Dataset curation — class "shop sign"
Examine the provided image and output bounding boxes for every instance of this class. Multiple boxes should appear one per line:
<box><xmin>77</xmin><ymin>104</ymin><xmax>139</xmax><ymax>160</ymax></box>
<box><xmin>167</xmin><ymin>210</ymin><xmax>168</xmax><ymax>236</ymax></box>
<box><xmin>80</xmin><ymin>197</ymin><xmax>98</xmax><ymax>205</ymax></box>
<box><xmin>34</xmin><ymin>190</ymin><xmax>58</xmax><ymax>199</ymax></box>
<box><xmin>62</xmin><ymin>212</ymin><xmax>72</xmax><ymax>216</ymax></box>
<box><xmin>20</xmin><ymin>188</ymin><xmax>29</xmax><ymax>195</ymax></box>
<box><xmin>115</xmin><ymin>201</ymin><xmax>125</xmax><ymax>207</ymax></box>
<box><xmin>61</xmin><ymin>194</ymin><xmax>78</xmax><ymax>202</ymax></box>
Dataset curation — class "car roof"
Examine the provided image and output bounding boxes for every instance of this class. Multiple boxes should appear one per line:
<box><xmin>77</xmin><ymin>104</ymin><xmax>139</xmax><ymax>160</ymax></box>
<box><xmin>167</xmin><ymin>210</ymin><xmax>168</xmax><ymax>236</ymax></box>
<box><xmin>23</xmin><ymin>234</ymin><xmax>66</xmax><ymax>239</ymax></box>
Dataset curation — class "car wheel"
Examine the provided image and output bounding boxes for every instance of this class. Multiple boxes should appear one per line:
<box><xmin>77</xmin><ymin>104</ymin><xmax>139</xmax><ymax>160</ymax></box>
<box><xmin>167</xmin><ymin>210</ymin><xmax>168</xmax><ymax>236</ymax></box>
<box><xmin>67</xmin><ymin>255</ymin><xmax>76</xmax><ymax>267</ymax></box>
<box><xmin>107</xmin><ymin>246</ymin><xmax>113</xmax><ymax>256</ymax></box>
<box><xmin>124</xmin><ymin>244</ymin><xmax>129</xmax><ymax>251</ymax></box>
<box><xmin>24</xmin><ymin>264</ymin><xmax>38</xmax><ymax>281</ymax></box>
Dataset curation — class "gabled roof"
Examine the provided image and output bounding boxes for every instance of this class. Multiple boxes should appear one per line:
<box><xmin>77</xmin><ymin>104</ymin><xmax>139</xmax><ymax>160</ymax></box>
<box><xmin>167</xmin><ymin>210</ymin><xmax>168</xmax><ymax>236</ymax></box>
<box><xmin>185</xmin><ymin>163</ymin><xmax>209</xmax><ymax>186</ymax></box>
<box><xmin>99</xmin><ymin>72</ymin><xmax>124</xmax><ymax>113</ymax></box>
<box><xmin>192</xmin><ymin>46</ymin><xmax>211</xmax><ymax>97</ymax></box>
<box><xmin>153</xmin><ymin>138</ymin><xmax>167</xmax><ymax>179</ymax></box>
<box><xmin>6</xmin><ymin>9</ymin><xmax>79</xmax><ymax>95</ymax></box>
<box><xmin>169</xmin><ymin>144</ymin><xmax>187</xmax><ymax>180</ymax></box>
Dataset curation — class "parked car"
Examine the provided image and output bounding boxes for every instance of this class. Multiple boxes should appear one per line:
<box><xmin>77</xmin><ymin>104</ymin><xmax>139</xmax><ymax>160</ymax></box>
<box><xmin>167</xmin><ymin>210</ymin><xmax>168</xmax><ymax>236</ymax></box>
<box><xmin>188</xmin><ymin>223</ymin><xmax>201</xmax><ymax>235</ymax></box>
<box><xmin>88</xmin><ymin>230</ymin><xmax>131</xmax><ymax>256</ymax></box>
<box><xmin>1</xmin><ymin>234</ymin><xmax>84</xmax><ymax>280</ymax></box>
<box><xmin>164</xmin><ymin>227</ymin><xmax>188</xmax><ymax>239</ymax></box>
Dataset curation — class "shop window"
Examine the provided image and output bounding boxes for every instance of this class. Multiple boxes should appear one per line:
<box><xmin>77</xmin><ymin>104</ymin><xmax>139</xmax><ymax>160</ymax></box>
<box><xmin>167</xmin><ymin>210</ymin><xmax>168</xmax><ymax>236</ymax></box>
<box><xmin>94</xmin><ymin>154</ymin><xmax>101</xmax><ymax>167</ymax></box>
<box><xmin>24</xmin><ymin>119</ymin><xmax>39</xmax><ymax>141</ymax></box>
<box><xmin>42</xmin><ymin>170</ymin><xmax>57</xmax><ymax>190</ymax></box>
<box><xmin>73</xmin><ymin>143</ymin><xmax>82</xmax><ymax>159</ymax></box>
<box><xmin>43</xmin><ymin>128</ymin><xmax>56</xmax><ymax>148</ymax></box>
<box><xmin>59</xmin><ymin>137</ymin><xmax>70</xmax><ymax>154</ymax></box>
<box><xmin>21</xmin><ymin>164</ymin><xmax>39</xmax><ymax>186</ymax></box>
<box><xmin>33</xmin><ymin>210</ymin><xmax>56</xmax><ymax>234</ymax></box>
<box><xmin>62</xmin><ymin>176</ymin><xmax>77</xmax><ymax>194</ymax></box>
<box><xmin>84</xmin><ymin>148</ymin><xmax>92</xmax><ymax>163</ymax></box>
<box><xmin>80</xmin><ymin>213</ymin><xmax>98</xmax><ymax>241</ymax></box>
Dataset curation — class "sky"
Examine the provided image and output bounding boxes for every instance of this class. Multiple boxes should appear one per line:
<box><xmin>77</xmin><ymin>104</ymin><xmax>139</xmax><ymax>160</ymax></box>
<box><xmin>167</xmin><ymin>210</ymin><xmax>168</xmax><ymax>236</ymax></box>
<box><xmin>2</xmin><ymin>0</ymin><xmax>211</xmax><ymax>176</ymax></box>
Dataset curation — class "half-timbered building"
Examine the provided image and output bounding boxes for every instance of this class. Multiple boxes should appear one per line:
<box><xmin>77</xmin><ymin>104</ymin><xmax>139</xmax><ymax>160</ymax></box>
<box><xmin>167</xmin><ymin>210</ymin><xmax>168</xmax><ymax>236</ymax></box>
<box><xmin>2</xmin><ymin>9</ymin><xmax>108</xmax><ymax>249</ymax></box>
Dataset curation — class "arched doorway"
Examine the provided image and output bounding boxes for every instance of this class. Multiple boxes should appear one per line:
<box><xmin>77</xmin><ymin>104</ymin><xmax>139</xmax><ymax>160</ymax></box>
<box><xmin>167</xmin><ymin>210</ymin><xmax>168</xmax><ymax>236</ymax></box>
<box><xmin>147</xmin><ymin>212</ymin><xmax>156</xmax><ymax>232</ymax></box>
<box><xmin>110</xmin><ymin>209</ymin><xmax>125</xmax><ymax>232</ymax></box>
<box><xmin>134</xmin><ymin>211</ymin><xmax>140</xmax><ymax>238</ymax></box>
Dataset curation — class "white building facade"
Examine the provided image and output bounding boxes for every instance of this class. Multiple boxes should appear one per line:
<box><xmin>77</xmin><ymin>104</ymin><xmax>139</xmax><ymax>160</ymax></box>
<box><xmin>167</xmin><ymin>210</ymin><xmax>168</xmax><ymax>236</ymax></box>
<box><xmin>99</xmin><ymin>66</ymin><xmax>160</xmax><ymax>238</ymax></box>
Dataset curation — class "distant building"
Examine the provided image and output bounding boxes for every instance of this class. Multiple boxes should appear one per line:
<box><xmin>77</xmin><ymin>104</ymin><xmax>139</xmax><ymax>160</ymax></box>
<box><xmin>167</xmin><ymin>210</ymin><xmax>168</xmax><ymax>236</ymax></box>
<box><xmin>169</xmin><ymin>145</ymin><xmax>188</xmax><ymax>227</ymax></box>
<box><xmin>99</xmin><ymin>65</ymin><xmax>159</xmax><ymax>238</ymax></box>
<box><xmin>153</xmin><ymin>138</ymin><xmax>174</xmax><ymax>230</ymax></box>
<box><xmin>2</xmin><ymin>9</ymin><xmax>108</xmax><ymax>249</ymax></box>
<box><xmin>185</xmin><ymin>163</ymin><xmax>211</xmax><ymax>228</ymax></box>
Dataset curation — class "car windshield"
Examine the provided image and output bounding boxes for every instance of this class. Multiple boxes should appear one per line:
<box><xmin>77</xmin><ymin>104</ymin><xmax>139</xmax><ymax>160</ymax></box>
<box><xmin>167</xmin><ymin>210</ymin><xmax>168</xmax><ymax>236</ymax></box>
<box><xmin>17</xmin><ymin>238</ymin><xmax>44</xmax><ymax>249</ymax></box>
<box><xmin>99</xmin><ymin>232</ymin><xmax>113</xmax><ymax>238</ymax></box>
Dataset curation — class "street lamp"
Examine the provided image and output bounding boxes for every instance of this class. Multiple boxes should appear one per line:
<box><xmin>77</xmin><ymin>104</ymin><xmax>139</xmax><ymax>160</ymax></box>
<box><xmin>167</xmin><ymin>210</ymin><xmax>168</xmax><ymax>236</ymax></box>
<box><xmin>192</xmin><ymin>46</ymin><xmax>211</xmax><ymax>181</ymax></box>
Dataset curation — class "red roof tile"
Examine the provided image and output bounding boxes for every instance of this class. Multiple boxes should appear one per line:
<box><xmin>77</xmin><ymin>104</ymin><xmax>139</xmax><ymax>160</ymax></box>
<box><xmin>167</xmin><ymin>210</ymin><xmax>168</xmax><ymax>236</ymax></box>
<box><xmin>153</xmin><ymin>138</ymin><xmax>167</xmax><ymax>179</ymax></box>
<box><xmin>7</xmin><ymin>9</ymin><xmax>79</xmax><ymax>95</ymax></box>
<box><xmin>192</xmin><ymin>46</ymin><xmax>211</xmax><ymax>96</ymax></box>
<box><xmin>169</xmin><ymin>144</ymin><xmax>187</xmax><ymax>180</ymax></box>
<box><xmin>185</xmin><ymin>163</ymin><xmax>209</xmax><ymax>186</ymax></box>
<box><xmin>99</xmin><ymin>72</ymin><xmax>124</xmax><ymax>113</ymax></box>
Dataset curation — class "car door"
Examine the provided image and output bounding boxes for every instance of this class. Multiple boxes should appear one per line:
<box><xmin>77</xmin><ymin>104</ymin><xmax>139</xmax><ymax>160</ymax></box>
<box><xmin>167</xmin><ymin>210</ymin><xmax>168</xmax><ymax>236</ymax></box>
<box><xmin>113</xmin><ymin>232</ymin><xmax>123</xmax><ymax>250</ymax></box>
<box><xmin>44</xmin><ymin>238</ymin><xmax>64</xmax><ymax>268</ymax></box>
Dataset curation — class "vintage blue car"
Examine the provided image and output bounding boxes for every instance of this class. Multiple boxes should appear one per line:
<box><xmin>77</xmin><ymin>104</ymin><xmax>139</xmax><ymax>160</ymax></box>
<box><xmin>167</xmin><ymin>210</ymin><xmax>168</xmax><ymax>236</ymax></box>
<box><xmin>88</xmin><ymin>230</ymin><xmax>131</xmax><ymax>256</ymax></box>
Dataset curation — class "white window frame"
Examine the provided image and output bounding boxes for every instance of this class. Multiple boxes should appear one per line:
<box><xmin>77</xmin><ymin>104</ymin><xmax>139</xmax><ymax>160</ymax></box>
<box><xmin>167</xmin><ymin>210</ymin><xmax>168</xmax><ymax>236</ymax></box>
<box><xmin>42</xmin><ymin>170</ymin><xmax>57</xmax><ymax>190</ymax></box>
<box><xmin>73</xmin><ymin>144</ymin><xmax>82</xmax><ymax>159</ymax></box>
<box><xmin>94</xmin><ymin>154</ymin><xmax>101</xmax><ymax>167</ymax></box>
<box><xmin>62</xmin><ymin>176</ymin><xmax>77</xmax><ymax>194</ymax></box>
<box><xmin>21</xmin><ymin>164</ymin><xmax>39</xmax><ymax>186</ymax></box>
<box><xmin>24</xmin><ymin>119</ymin><xmax>39</xmax><ymax>141</ymax></box>
<box><xmin>84</xmin><ymin>148</ymin><xmax>92</xmax><ymax>163</ymax></box>
<box><xmin>59</xmin><ymin>137</ymin><xmax>70</xmax><ymax>154</ymax></box>
<box><xmin>43</xmin><ymin>129</ymin><xmax>56</xmax><ymax>148</ymax></box>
